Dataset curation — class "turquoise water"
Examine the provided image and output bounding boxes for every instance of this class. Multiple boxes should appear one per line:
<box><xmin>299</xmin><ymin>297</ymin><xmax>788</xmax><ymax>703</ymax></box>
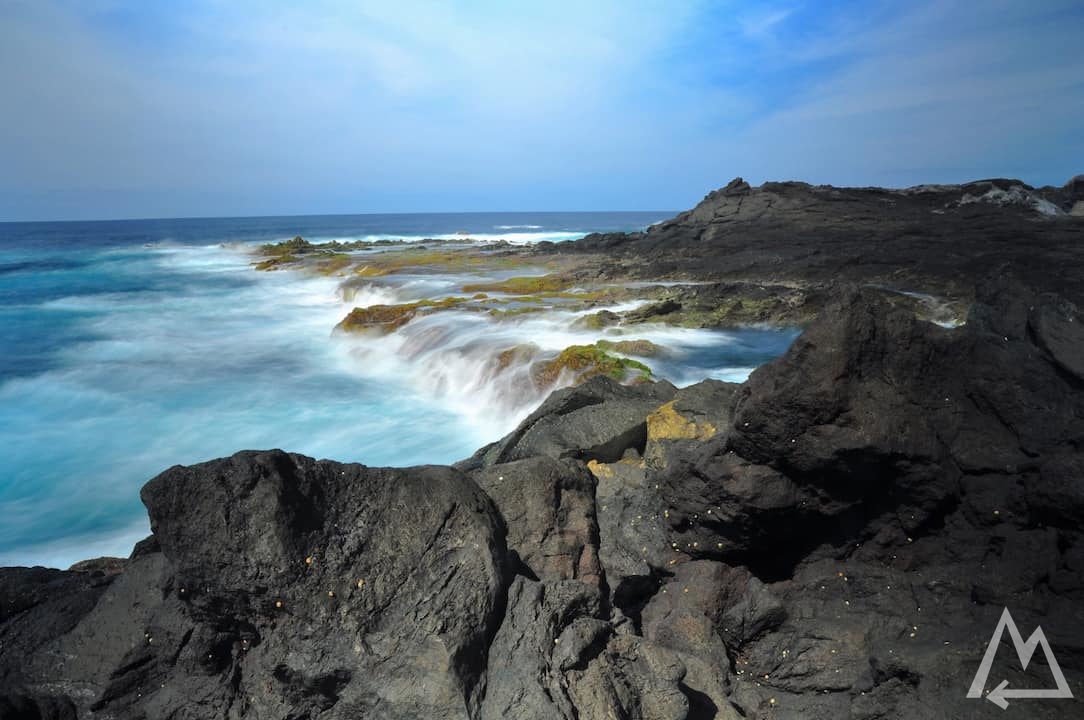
<box><xmin>0</xmin><ymin>213</ymin><xmax>798</xmax><ymax>568</ymax></box>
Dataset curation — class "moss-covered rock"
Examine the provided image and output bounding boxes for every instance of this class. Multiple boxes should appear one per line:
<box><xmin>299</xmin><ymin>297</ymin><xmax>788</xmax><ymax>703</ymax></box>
<box><xmin>353</xmin><ymin>264</ymin><xmax>391</xmax><ymax>277</ymax></box>
<box><xmin>618</xmin><ymin>287</ymin><xmax>818</xmax><ymax>328</ymax></box>
<box><xmin>574</xmin><ymin>310</ymin><xmax>621</xmax><ymax>330</ymax></box>
<box><xmin>462</xmin><ymin>275</ymin><xmax>573</xmax><ymax>295</ymax></box>
<box><xmin>260</xmin><ymin>236</ymin><xmax>313</xmax><ymax>256</ymax></box>
<box><xmin>334</xmin><ymin>297</ymin><xmax>470</xmax><ymax>335</ymax></box>
<box><xmin>595</xmin><ymin>339</ymin><xmax>665</xmax><ymax>357</ymax></box>
<box><xmin>253</xmin><ymin>254</ymin><xmax>302</xmax><ymax>271</ymax></box>
<box><xmin>488</xmin><ymin>305</ymin><xmax>548</xmax><ymax>319</ymax></box>
<box><xmin>494</xmin><ymin>344</ymin><xmax>541</xmax><ymax>373</ymax></box>
<box><xmin>532</xmin><ymin>344</ymin><xmax>653</xmax><ymax>388</ymax></box>
<box><xmin>314</xmin><ymin>253</ymin><xmax>353</xmax><ymax>275</ymax></box>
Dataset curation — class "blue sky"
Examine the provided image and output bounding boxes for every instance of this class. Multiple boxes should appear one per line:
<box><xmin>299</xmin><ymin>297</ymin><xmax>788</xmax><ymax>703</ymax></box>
<box><xmin>1</xmin><ymin>0</ymin><xmax>1082</xmax><ymax>220</ymax></box>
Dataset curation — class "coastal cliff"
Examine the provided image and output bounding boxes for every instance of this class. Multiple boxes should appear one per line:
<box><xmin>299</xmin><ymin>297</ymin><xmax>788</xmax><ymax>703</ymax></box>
<box><xmin>3</xmin><ymin>178</ymin><xmax>1084</xmax><ymax>719</ymax></box>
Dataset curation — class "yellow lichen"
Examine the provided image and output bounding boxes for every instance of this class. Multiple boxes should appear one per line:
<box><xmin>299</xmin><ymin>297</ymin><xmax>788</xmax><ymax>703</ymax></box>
<box><xmin>586</xmin><ymin>459</ymin><xmax>615</xmax><ymax>479</ymax></box>
<box><xmin>646</xmin><ymin>401</ymin><xmax>716</xmax><ymax>442</ymax></box>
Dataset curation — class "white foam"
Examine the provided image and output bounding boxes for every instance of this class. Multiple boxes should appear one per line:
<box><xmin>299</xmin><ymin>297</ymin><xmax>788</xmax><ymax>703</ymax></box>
<box><xmin>269</xmin><ymin>231</ymin><xmax>587</xmax><ymax>246</ymax></box>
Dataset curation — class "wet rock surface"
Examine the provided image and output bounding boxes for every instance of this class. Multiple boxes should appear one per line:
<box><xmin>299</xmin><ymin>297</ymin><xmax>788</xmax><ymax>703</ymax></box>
<box><xmin>3</xmin><ymin>178</ymin><xmax>1084</xmax><ymax>718</ymax></box>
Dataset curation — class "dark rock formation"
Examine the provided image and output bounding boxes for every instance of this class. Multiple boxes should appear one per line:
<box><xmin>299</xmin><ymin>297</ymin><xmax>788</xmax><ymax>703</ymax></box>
<box><xmin>4</xmin><ymin>236</ymin><xmax>1084</xmax><ymax>715</ymax></box>
<box><xmin>565</xmin><ymin>176</ymin><xmax>1084</xmax><ymax>309</ymax></box>
<box><xmin>2</xmin><ymin>454</ymin><xmax>508</xmax><ymax>719</ymax></box>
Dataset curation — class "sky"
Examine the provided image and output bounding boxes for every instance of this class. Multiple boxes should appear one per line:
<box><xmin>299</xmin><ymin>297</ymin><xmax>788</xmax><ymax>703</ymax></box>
<box><xmin>1</xmin><ymin>0</ymin><xmax>1082</xmax><ymax>221</ymax></box>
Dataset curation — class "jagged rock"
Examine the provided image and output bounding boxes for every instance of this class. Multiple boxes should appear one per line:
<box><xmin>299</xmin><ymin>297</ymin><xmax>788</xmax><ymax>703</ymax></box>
<box><xmin>644</xmin><ymin>380</ymin><xmax>739</xmax><ymax>467</ymax></box>
<box><xmin>480</xmin><ymin>577</ymin><xmax>603</xmax><ymax>720</ymax></box>
<box><xmin>472</xmin><ymin>456</ymin><xmax>601</xmax><ymax>585</ymax></box>
<box><xmin>722</xmin><ymin>177</ymin><xmax>752</xmax><ymax>196</ymax></box>
<box><xmin>569</xmin><ymin>176</ymin><xmax>1084</xmax><ymax>309</ymax></box>
<box><xmin>3</xmin><ymin>451</ymin><xmax>509</xmax><ymax>719</ymax></box>
<box><xmin>464</xmin><ymin>375</ymin><xmax>677</xmax><ymax>466</ymax></box>
<box><xmin>624</xmin><ymin>299</ymin><xmax>682</xmax><ymax>323</ymax></box>
<box><xmin>587</xmin><ymin>457</ymin><xmax>672</xmax><ymax>610</ymax></box>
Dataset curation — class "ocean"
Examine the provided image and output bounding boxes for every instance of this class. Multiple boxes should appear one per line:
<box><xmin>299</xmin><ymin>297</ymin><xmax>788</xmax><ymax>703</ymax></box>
<box><xmin>0</xmin><ymin>212</ymin><xmax>799</xmax><ymax>569</ymax></box>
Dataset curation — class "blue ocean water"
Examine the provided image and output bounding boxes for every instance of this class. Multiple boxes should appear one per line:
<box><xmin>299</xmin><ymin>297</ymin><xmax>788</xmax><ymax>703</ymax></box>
<box><xmin>0</xmin><ymin>212</ymin><xmax>799</xmax><ymax>568</ymax></box>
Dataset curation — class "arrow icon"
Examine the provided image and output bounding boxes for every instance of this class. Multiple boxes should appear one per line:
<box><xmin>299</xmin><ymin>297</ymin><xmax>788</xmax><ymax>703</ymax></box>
<box><xmin>988</xmin><ymin>680</ymin><xmax>1010</xmax><ymax>710</ymax></box>
<box><xmin>987</xmin><ymin>679</ymin><xmax>1075</xmax><ymax>710</ymax></box>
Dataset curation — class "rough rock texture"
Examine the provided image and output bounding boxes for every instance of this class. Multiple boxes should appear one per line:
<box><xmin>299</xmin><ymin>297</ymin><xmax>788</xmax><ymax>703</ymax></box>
<box><xmin>564</xmin><ymin>176</ymin><xmax>1084</xmax><ymax>308</ymax></box>
<box><xmin>4</xmin><ymin>247</ymin><xmax>1084</xmax><ymax>715</ymax></box>
<box><xmin>5</xmin><ymin>278</ymin><xmax>1082</xmax><ymax>718</ymax></box>
<box><xmin>2</xmin><ymin>453</ymin><xmax>508</xmax><ymax>719</ymax></box>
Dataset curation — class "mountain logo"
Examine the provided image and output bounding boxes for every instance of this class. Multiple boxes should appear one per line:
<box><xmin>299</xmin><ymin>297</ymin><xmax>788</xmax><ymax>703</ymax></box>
<box><xmin>967</xmin><ymin>607</ymin><xmax>1074</xmax><ymax>709</ymax></box>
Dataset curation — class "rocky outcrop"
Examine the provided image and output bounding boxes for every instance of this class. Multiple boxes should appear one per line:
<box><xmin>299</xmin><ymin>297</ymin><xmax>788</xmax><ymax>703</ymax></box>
<box><xmin>566</xmin><ymin>176</ymin><xmax>1084</xmax><ymax>308</ymax></box>
<box><xmin>2</xmin><ymin>277</ymin><xmax>1083</xmax><ymax>718</ymax></box>
<box><xmin>2</xmin><ymin>454</ymin><xmax>508</xmax><ymax>719</ymax></box>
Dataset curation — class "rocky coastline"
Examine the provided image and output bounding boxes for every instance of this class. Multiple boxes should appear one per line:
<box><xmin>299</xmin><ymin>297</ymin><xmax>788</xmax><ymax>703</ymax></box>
<box><xmin>3</xmin><ymin>177</ymin><xmax>1084</xmax><ymax>719</ymax></box>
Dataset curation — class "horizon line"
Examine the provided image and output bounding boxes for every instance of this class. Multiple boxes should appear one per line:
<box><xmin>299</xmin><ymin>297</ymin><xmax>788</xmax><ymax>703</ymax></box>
<box><xmin>0</xmin><ymin>208</ymin><xmax>680</xmax><ymax>226</ymax></box>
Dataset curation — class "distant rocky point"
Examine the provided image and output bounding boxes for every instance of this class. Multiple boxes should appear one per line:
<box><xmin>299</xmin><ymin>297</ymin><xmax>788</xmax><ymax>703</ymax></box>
<box><xmin>562</xmin><ymin>174</ymin><xmax>1084</xmax><ymax>305</ymax></box>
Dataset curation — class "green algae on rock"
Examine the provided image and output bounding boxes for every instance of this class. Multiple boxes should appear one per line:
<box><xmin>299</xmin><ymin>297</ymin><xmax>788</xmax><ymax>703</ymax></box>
<box><xmin>253</xmin><ymin>254</ymin><xmax>302</xmax><ymax>271</ymax></box>
<box><xmin>259</xmin><ymin>235</ymin><xmax>314</xmax><ymax>256</ymax></box>
<box><xmin>533</xmin><ymin>344</ymin><xmax>653</xmax><ymax>388</ymax></box>
<box><xmin>595</xmin><ymin>339</ymin><xmax>665</xmax><ymax>357</ymax></box>
<box><xmin>334</xmin><ymin>297</ymin><xmax>471</xmax><ymax>335</ymax></box>
<box><xmin>462</xmin><ymin>274</ymin><xmax>574</xmax><ymax>295</ymax></box>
